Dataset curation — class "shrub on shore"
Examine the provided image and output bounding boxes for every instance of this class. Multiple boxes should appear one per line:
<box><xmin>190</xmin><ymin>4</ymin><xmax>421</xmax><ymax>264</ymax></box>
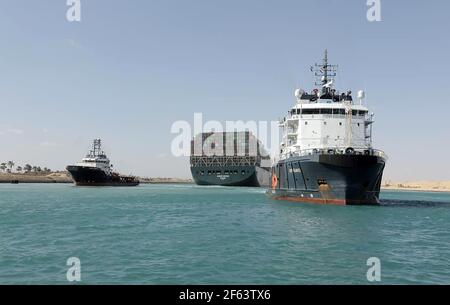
<box><xmin>0</xmin><ymin>161</ymin><xmax>52</xmax><ymax>175</ymax></box>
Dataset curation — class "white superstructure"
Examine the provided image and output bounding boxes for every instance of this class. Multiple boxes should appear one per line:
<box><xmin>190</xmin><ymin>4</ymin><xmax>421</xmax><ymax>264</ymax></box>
<box><xmin>76</xmin><ymin>139</ymin><xmax>112</xmax><ymax>175</ymax></box>
<box><xmin>279</xmin><ymin>50</ymin><xmax>376</xmax><ymax>161</ymax></box>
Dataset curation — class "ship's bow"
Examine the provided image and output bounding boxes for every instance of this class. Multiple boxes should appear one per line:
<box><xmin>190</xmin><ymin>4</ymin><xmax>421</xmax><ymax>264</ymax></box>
<box><xmin>269</xmin><ymin>152</ymin><xmax>386</xmax><ymax>206</ymax></box>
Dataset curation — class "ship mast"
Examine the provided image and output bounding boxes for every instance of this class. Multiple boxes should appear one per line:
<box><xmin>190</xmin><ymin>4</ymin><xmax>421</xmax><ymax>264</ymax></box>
<box><xmin>88</xmin><ymin>139</ymin><xmax>103</xmax><ymax>157</ymax></box>
<box><xmin>323</xmin><ymin>49</ymin><xmax>328</xmax><ymax>85</ymax></box>
<box><xmin>312</xmin><ymin>49</ymin><xmax>338</xmax><ymax>96</ymax></box>
<box><xmin>94</xmin><ymin>139</ymin><xmax>101</xmax><ymax>156</ymax></box>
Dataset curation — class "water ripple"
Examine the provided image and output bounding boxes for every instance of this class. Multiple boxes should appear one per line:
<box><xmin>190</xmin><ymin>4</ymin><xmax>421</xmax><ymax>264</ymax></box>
<box><xmin>1</xmin><ymin>185</ymin><xmax>450</xmax><ymax>284</ymax></box>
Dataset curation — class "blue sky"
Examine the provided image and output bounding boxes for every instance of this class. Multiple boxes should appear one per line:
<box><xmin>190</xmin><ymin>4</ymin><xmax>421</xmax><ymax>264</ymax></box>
<box><xmin>0</xmin><ymin>0</ymin><xmax>449</xmax><ymax>180</ymax></box>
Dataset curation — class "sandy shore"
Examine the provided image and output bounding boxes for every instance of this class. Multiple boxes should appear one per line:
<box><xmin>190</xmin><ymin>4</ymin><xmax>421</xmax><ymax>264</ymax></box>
<box><xmin>0</xmin><ymin>172</ymin><xmax>72</xmax><ymax>183</ymax></box>
<box><xmin>139</xmin><ymin>177</ymin><xmax>193</xmax><ymax>184</ymax></box>
<box><xmin>3</xmin><ymin>173</ymin><xmax>445</xmax><ymax>191</ymax></box>
<box><xmin>0</xmin><ymin>172</ymin><xmax>193</xmax><ymax>184</ymax></box>
<box><xmin>382</xmin><ymin>181</ymin><xmax>450</xmax><ymax>193</ymax></box>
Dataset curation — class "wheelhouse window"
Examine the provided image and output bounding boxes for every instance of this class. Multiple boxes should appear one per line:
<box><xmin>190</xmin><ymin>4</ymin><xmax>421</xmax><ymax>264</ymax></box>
<box><xmin>334</xmin><ymin>109</ymin><xmax>346</xmax><ymax>115</ymax></box>
<box><xmin>301</xmin><ymin>109</ymin><xmax>320</xmax><ymax>115</ymax></box>
<box><xmin>299</xmin><ymin>108</ymin><xmax>366</xmax><ymax>116</ymax></box>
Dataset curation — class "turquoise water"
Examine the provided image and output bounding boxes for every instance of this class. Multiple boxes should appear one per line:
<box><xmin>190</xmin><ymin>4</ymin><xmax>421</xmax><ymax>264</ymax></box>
<box><xmin>1</xmin><ymin>184</ymin><xmax>449</xmax><ymax>284</ymax></box>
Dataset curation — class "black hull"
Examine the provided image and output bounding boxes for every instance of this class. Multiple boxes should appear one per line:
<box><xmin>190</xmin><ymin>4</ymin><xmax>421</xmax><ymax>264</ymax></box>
<box><xmin>73</xmin><ymin>182</ymin><xmax>139</xmax><ymax>187</ymax></box>
<box><xmin>66</xmin><ymin>166</ymin><xmax>139</xmax><ymax>187</ymax></box>
<box><xmin>191</xmin><ymin>166</ymin><xmax>270</xmax><ymax>187</ymax></box>
<box><xmin>267</xmin><ymin>154</ymin><xmax>386</xmax><ymax>205</ymax></box>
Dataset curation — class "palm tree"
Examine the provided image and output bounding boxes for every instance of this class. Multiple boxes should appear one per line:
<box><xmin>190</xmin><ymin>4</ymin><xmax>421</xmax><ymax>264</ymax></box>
<box><xmin>0</xmin><ymin>163</ymin><xmax>6</xmax><ymax>173</ymax></box>
<box><xmin>24</xmin><ymin>164</ymin><xmax>32</xmax><ymax>173</ymax></box>
<box><xmin>7</xmin><ymin>161</ymin><xmax>14</xmax><ymax>172</ymax></box>
<box><xmin>16</xmin><ymin>166</ymin><xmax>23</xmax><ymax>173</ymax></box>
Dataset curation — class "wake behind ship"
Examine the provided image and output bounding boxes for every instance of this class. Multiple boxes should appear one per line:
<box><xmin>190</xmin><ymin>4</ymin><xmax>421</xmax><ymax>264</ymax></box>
<box><xmin>268</xmin><ymin>50</ymin><xmax>387</xmax><ymax>205</ymax></box>
<box><xmin>190</xmin><ymin>132</ymin><xmax>271</xmax><ymax>187</ymax></box>
<box><xmin>66</xmin><ymin>139</ymin><xmax>139</xmax><ymax>187</ymax></box>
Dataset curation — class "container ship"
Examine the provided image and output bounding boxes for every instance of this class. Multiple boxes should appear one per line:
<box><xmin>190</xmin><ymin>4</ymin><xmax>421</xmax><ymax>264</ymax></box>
<box><xmin>66</xmin><ymin>139</ymin><xmax>139</xmax><ymax>187</ymax></box>
<box><xmin>268</xmin><ymin>50</ymin><xmax>387</xmax><ymax>205</ymax></box>
<box><xmin>190</xmin><ymin>131</ymin><xmax>271</xmax><ymax>187</ymax></box>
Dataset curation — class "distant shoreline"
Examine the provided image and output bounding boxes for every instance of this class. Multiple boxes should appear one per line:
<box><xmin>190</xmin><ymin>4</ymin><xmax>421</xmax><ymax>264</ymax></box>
<box><xmin>0</xmin><ymin>172</ymin><xmax>72</xmax><ymax>184</ymax></box>
<box><xmin>381</xmin><ymin>186</ymin><xmax>450</xmax><ymax>194</ymax></box>
<box><xmin>0</xmin><ymin>172</ymin><xmax>193</xmax><ymax>185</ymax></box>
<box><xmin>381</xmin><ymin>181</ymin><xmax>450</xmax><ymax>193</ymax></box>
<box><xmin>2</xmin><ymin>173</ymin><xmax>448</xmax><ymax>193</ymax></box>
<box><xmin>139</xmin><ymin>178</ymin><xmax>193</xmax><ymax>184</ymax></box>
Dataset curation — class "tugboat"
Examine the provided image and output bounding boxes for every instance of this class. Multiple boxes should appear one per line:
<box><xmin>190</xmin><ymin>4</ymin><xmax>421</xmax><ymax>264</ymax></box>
<box><xmin>268</xmin><ymin>50</ymin><xmax>387</xmax><ymax>205</ymax></box>
<box><xmin>66</xmin><ymin>139</ymin><xmax>139</xmax><ymax>186</ymax></box>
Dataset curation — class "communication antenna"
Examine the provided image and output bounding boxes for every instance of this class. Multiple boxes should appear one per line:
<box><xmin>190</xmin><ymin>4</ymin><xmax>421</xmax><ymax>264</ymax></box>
<box><xmin>311</xmin><ymin>49</ymin><xmax>338</xmax><ymax>95</ymax></box>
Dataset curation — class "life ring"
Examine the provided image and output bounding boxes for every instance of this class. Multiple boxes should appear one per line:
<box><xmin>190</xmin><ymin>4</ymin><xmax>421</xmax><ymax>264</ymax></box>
<box><xmin>271</xmin><ymin>174</ymin><xmax>278</xmax><ymax>189</ymax></box>
<box><xmin>345</xmin><ymin>147</ymin><xmax>355</xmax><ymax>155</ymax></box>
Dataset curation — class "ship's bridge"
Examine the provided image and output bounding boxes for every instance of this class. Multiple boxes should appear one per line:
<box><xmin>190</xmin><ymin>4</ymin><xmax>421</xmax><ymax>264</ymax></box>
<box><xmin>277</xmin><ymin>49</ymin><xmax>379</xmax><ymax>160</ymax></box>
<box><xmin>80</xmin><ymin>157</ymin><xmax>110</xmax><ymax>164</ymax></box>
<box><xmin>77</xmin><ymin>156</ymin><xmax>112</xmax><ymax>174</ymax></box>
<box><xmin>289</xmin><ymin>103</ymin><xmax>369</xmax><ymax>117</ymax></box>
<box><xmin>280</xmin><ymin>100</ymin><xmax>374</xmax><ymax>160</ymax></box>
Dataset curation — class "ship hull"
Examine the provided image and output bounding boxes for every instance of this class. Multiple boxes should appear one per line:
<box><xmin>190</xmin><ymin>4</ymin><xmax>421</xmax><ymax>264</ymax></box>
<box><xmin>267</xmin><ymin>154</ymin><xmax>385</xmax><ymax>206</ymax></box>
<box><xmin>191</xmin><ymin>166</ymin><xmax>270</xmax><ymax>187</ymax></box>
<box><xmin>66</xmin><ymin>166</ymin><xmax>139</xmax><ymax>187</ymax></box>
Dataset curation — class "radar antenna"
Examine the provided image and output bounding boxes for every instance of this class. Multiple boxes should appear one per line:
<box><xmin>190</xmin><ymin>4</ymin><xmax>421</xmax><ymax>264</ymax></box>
<box><xmin>311</xmin><ymin>49</ymin><xmax>338</xmax><ymax>95</ymax></box>
<box><xmin>87</xmin><ymin>139</ymin><xmax>105</xmax><ymax>157</ymax></box>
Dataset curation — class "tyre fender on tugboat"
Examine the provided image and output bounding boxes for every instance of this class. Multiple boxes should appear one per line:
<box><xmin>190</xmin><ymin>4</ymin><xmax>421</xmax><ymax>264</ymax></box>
<box><xmin>345</xmin><ymin>147</ymin><xmax>355</xmax><ymax>155</ymax></box>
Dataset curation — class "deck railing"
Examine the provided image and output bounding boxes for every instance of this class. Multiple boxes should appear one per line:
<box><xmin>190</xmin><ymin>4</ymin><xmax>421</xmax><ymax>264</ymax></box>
<box><xmin>279</xmin><ymin>147</ymin><xmax>387</xmax><ymax>160</ymax></box>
